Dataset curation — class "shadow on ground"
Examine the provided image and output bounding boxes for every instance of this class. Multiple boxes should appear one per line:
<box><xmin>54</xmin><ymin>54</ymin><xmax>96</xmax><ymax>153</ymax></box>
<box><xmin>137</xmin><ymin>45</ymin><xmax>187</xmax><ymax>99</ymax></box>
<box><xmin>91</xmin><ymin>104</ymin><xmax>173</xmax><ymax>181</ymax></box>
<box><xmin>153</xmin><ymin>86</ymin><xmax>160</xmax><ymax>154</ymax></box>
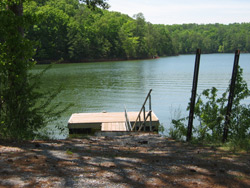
<box><xmin>0</xmin><ymin>133</ymin><xmax>250</xmax><ymax>187</ymax></box>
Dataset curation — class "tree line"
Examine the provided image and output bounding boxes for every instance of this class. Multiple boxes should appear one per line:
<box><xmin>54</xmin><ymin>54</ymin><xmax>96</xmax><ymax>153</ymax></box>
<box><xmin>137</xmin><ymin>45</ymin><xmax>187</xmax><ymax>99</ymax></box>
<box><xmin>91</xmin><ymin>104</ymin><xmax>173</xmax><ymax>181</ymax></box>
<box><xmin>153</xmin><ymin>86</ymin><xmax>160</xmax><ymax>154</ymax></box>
<box><xmin>24</xmin><ymin>0</ymin><xmax>250</xmax><ymax>61</ymax></box>
<box><xmin>24</xmin><ymin>0</ymin><xmax>250</xmax><ymax>63</ymax></box>
<box><xmin>167</xmin><ymin>23</ymin><xmax>250</xmax><ymax>54</ymax></box>
<box><xmin>25</xmin><ymin>0</ymin><xmax>175</xmax><ymax>62</ymax></box>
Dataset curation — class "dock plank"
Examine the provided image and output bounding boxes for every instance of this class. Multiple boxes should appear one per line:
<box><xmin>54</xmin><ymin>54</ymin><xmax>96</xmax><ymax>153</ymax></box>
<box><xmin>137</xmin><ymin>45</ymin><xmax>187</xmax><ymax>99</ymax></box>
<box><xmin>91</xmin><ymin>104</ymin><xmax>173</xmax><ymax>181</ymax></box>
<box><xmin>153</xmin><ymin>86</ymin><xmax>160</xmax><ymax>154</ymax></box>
<box><xmin>101</xmin><ymin>122</ymin><xmax>127</xmax><ymax>131</ymax></box>
<box><xmin>68</xmin><ymin>111</ymin><xmax>159</xmax><ymax>132</ymax></box>
<box><xmin>68</xmin><ymin>112</ymin><xmax>158</xmax><ymax>124</ymax></box>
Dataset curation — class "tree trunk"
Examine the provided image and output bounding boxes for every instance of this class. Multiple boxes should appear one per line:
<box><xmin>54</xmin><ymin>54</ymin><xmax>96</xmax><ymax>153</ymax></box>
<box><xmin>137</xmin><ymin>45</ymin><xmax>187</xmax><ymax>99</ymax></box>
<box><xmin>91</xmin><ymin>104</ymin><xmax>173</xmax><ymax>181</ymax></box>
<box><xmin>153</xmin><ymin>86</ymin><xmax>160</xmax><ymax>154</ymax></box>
<box><xmin>8</xmin><ymin>1</ymin><xmax>24</xmax><ymax>35</ymax></box>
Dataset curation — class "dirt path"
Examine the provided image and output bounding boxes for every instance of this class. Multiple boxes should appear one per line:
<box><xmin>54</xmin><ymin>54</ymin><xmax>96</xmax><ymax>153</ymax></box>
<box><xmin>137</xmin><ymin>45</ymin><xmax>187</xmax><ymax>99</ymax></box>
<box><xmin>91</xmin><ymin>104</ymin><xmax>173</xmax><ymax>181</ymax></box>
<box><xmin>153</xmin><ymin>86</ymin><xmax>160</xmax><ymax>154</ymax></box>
<box><xmin>0</xmin><ymin>133</ymin><xmax>250</xmax><ymax>187</ymax></box>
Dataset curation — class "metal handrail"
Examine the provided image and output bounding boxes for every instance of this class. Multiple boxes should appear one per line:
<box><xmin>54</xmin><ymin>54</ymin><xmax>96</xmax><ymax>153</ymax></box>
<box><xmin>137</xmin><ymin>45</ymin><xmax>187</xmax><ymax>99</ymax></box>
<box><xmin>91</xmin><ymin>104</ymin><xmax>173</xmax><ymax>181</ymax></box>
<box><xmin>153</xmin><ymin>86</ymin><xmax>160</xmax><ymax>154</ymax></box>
<box><xmin>138</xmin><ymin>110</ymin><xmax>152</xmax><ymax>131</ymax></box>
<box><xmin>131</xmin><ymin>89</ymin><xmax>152</xmax><ymax>131</ymax></box>
<box><xmin>124</xmin><ymin>105</ymin><xmax>132</xmax><ymax>131</ymax></box>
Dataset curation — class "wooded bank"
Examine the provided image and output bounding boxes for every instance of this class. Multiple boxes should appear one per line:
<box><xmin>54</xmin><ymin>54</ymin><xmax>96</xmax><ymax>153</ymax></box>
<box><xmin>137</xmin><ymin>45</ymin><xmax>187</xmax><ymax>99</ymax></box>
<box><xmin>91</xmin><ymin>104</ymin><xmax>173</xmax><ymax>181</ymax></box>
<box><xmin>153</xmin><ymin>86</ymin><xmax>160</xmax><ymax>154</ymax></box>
<box><xmin>24</xmin><ymin>0</ymin><xmax>250</xmax><ymax>63</ymax></box>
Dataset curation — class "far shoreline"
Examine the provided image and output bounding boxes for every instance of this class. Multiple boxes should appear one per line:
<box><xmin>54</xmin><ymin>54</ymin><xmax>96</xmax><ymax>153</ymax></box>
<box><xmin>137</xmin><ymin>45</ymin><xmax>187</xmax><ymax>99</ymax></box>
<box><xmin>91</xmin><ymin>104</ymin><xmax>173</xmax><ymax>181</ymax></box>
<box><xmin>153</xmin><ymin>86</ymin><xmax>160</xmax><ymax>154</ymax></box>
<box><xmin>35</xmin><ymin>51</ymin><xmax>250</xmax><ymax>65</ymax></box>
<box><xmin>35</xmin><ymin>56</ymin><xmax>161</xmax><ymax>65</ymax></box>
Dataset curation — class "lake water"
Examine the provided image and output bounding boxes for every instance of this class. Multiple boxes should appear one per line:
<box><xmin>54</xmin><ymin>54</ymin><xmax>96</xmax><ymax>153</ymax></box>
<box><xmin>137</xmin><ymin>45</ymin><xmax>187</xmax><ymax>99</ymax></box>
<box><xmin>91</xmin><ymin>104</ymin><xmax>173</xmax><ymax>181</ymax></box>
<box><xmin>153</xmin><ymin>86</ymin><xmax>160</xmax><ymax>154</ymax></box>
<box><xmin>34</xmin><ymin>53</ymin><xmax>250</xmax><ymax>138</ymax></box>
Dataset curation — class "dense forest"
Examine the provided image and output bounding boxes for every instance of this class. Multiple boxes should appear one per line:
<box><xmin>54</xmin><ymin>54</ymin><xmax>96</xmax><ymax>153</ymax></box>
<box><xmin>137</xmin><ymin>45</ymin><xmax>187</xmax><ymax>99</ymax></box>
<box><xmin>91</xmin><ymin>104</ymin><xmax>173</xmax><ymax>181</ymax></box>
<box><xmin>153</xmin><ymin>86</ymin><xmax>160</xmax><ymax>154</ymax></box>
<box><xmin>24</xmin><ymin>0</ymin><xmax>250</xmax><ymax>62</ymax></box>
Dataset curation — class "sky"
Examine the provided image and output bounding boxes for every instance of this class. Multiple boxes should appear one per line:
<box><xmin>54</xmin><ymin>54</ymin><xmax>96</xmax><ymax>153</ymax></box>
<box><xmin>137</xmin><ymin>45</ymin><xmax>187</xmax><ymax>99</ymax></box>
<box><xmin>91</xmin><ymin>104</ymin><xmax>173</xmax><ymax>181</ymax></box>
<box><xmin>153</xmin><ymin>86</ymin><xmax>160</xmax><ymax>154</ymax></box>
<box><xmin>108</xmin><ymin>0</ymin><xmax>250</xmax><ymax>25</ymax></box>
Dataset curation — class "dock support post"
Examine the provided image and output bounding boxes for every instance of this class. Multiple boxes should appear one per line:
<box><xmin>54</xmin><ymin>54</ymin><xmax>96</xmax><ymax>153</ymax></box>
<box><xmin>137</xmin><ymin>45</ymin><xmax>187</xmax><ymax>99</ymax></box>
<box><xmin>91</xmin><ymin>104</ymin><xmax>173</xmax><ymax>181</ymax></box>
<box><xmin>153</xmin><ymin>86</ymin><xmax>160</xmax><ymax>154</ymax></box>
<box><xmin>187</xmin><ymin>49</ymin><xmax>201</xmax><ymax>142</ymax></box>
<box><xmin>223</xmin><ymin>50</ymin><xmax>240</xmax><ymax>142</ymax></box>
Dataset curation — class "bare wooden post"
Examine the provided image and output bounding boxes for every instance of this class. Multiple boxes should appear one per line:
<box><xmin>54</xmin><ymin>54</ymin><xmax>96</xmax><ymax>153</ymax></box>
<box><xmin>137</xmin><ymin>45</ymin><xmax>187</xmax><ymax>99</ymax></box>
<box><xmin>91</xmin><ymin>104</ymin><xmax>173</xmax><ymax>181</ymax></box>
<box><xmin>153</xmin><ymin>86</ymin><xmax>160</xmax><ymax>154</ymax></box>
<box><xmin>223</xmin><ymin>50</ymin><xmax>240</xmax><ymax>142</ymax></box>
<box><xmin>187</xmin><ymin>49</ymin><xmax>201</xmax><ymax>142</ymax></box>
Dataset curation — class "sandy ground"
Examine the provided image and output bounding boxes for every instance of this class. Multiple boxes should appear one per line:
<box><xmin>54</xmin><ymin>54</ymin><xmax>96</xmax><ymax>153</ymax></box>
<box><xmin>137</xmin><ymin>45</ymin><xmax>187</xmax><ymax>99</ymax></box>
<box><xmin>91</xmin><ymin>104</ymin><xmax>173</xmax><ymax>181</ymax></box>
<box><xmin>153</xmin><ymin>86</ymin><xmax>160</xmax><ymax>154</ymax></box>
<box><xmin>0</xmin><ymin>133</ymin><xmax>250</xmax><ymax>188</ymax></box>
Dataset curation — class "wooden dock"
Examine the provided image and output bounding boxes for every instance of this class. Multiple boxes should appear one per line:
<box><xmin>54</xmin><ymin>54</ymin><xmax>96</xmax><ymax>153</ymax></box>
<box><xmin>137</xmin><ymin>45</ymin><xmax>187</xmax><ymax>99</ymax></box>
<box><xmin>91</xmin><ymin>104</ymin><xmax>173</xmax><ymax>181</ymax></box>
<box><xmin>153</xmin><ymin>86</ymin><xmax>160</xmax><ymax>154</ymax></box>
<box><xmin>68</xmin><ymin>111</ymin><xmax>160</xmax><ymax>134</ymax></box>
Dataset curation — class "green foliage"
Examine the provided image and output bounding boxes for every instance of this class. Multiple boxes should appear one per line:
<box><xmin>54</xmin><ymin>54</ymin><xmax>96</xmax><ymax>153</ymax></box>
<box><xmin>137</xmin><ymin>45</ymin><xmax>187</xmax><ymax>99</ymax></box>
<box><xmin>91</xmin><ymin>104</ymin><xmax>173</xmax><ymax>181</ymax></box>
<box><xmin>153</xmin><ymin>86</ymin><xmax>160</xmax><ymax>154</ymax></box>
<box><xmin>167</xmin><ymin>23</ymin><xmax>250</xmax><ymax>54</ymax></box>
<box><xmin>157</xmin><ymin>123</ymin><xmax>165</xmax><ymax>134</ymax></box>
<box><xmin>226</xmin><ymin>136</ymin><xmax>250</xmax><ymax>152</ymax></box>
<box><xmin>81</xmin><ymin>0</ymin><xmax>110</xmax><ymax>10</ymax></box>
<box><xmin>0</xmin><ymin>0</ymin><xmax>38</xmax><ymax>140</ymax></box>
<box><xmin>170</xmin><ymin>66</ymin><xmax>250</xmax><ymax>150</ymax></box>
<box><xmin>23</xmin><ymin>1</ymin><xmax>250</xmax><ymax>63</ymax></box>
<box><xmin>191</xmin><ymin>87</ymin><xmax>227</xmax><ymax>141</ymax></box>
<box><xmin>22</xmin><ymin>1</ymin><xmax>250</xmax><ymax>63</ymax></box>
<box><xmin>0</xmin><ymin>1</ymin><xmax>71</xmax><ymax>140</ymax></box>
<box><xmin>23</xmin><ymin>0</ymin><xmax>177</xmax><ymax>62</ymax></box>
<box><xmin>66</xmin><ymin>149</ymin><xmax>73</xmax><ymax>155</ymax></box>
<box><xmin>169</xmin><ymin>118</ymin><xmax>187</xmax><ymax>141</ymax></box>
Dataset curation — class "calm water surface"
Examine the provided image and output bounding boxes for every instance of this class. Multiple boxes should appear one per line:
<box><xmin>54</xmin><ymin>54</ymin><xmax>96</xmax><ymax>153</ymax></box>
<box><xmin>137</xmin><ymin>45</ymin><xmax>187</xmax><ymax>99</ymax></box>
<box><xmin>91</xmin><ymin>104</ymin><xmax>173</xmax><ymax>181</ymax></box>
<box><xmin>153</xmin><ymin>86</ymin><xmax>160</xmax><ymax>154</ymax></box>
<box><xmin>34</xmin><ymin>54</ymin><xmax>250</xmax><ymax>138</ymax></box>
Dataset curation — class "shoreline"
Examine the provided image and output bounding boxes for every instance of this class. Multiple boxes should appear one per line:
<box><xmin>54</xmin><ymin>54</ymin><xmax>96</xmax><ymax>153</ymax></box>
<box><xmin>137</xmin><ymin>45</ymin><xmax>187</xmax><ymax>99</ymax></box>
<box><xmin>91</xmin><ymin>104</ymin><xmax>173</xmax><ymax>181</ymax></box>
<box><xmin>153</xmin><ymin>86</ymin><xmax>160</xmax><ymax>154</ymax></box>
<box><xmin>35</xmin><ymin>56</ymin><xmax>161</xmax><ymax>65</ymax></box>
<box><xmin>34</xmin><ymin>52</ymin><xmax>250</xmax><ymax>65</ymax></box>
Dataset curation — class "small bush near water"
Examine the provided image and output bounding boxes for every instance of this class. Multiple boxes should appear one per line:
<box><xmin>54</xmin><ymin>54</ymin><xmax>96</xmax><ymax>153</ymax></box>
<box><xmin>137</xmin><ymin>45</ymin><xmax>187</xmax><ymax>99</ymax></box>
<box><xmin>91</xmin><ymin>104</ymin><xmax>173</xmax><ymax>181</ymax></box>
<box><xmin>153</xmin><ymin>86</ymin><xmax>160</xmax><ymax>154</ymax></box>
<box><xmin>169</xmin><ymin>66</ymin><xmax>250</xmax><ymax>152</ymax></box>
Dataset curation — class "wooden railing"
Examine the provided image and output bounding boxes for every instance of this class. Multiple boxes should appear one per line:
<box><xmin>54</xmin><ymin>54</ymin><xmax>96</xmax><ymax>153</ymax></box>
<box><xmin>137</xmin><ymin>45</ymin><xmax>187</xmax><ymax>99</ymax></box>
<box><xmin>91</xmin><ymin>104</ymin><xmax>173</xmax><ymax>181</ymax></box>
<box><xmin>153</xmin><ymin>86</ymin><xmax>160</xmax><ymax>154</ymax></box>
<box><xmin>131</xmin><ymin>89</ymin><xmax>153</xmax><ymax>131</ymax></box>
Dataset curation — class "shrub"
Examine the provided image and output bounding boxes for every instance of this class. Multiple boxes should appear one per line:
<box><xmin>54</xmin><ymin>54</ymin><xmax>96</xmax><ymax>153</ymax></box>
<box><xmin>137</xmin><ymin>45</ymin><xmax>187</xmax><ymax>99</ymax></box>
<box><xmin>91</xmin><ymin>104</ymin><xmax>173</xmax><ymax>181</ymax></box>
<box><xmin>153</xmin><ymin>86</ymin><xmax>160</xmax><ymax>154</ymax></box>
<box><xmin>169</xmin><ymin>66</ymin><xmax>250</xmax><ymax>150</ymax></box>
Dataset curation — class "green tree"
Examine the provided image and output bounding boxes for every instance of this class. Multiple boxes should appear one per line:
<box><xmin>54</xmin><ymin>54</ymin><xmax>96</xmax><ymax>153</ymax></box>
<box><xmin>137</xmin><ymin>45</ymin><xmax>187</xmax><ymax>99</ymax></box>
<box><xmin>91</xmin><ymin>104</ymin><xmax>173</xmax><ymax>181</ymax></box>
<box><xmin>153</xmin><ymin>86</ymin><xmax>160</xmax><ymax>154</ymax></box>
<box><xmin>92</xmin><ymin>11</ymin><xmax>128</xmax><ymax>58</ymax></box>
<box><xmin>133</xmin><ymin>13</ymin><xmax>148</xmax><ymax>58</ymax></box>
<box><xmin>167</xmin><ymin>23</ymin><xmax>250</xmax><ymax>54</ymax></box>
<box><xmin>82</xmin><ymin>0</ymin><xmax>109</xmax><ymax>10</ymax></box>
<box><xmin>21</xmin><ymin>1</ymin><xmax>250</xmax><ymax>62</ymax></box>
<box><xmin>1</xmin><ymin>0</ymin><xmax>109</xmax><ymax>140</ymax></box>
<box><xmin>153</xmin><ymin>25</ymin><xmax>177</xmax><ymax>56</ymax></box>
<box><xmin>119</xmin><ymin>20</ymin><xmax>139</xmax><ymax>59</ymax></box>
<box><xmin>25</xmin><ymin>1</ymin><xmax>70</xmax><ymax>61</ymax></box>
<box><xmin>0</xmin><ymin>0</ymin><xmax>44</xmax><ymax>139</ymax></box>
<box><xmin>25</xmin><ymin>0</ymin><xmax>111</xmax><ymax>62</ymax></box>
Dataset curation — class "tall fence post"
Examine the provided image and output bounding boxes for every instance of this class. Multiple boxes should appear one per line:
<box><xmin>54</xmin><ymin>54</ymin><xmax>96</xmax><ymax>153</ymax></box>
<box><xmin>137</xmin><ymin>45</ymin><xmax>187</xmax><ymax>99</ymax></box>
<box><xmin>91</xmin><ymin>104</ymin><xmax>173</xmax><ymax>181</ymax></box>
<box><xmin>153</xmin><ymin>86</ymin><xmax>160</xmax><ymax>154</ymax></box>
<box><xmin>223</xmin><ymin>50</ymin><xmax>240</xmax><ymax>142</ymax></box>
<box><xmin>187</xmin><ymin>49</ymin><xmax>201</xmax><ymax>142</ymax></box>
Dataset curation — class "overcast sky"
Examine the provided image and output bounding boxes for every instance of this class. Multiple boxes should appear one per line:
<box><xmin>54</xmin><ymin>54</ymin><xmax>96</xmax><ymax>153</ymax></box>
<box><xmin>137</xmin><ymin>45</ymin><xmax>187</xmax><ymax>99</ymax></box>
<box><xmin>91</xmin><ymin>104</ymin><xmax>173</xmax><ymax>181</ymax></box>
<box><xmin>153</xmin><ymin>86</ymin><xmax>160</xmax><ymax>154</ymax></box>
<box><xmin>108</xmin><ymin>0</ymin><xmax>250</xmax><ymax>25</ymax></box>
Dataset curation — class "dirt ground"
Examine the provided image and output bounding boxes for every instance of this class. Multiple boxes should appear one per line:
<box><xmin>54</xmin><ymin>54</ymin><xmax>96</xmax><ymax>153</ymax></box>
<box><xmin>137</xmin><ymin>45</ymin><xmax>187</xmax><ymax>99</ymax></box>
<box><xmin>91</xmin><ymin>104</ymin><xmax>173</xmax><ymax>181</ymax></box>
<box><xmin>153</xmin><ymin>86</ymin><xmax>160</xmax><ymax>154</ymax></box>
<box><xmin>0</xmin><ymin>133</ymin><xmax>250</xmax><ymax>188</ymax></box>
